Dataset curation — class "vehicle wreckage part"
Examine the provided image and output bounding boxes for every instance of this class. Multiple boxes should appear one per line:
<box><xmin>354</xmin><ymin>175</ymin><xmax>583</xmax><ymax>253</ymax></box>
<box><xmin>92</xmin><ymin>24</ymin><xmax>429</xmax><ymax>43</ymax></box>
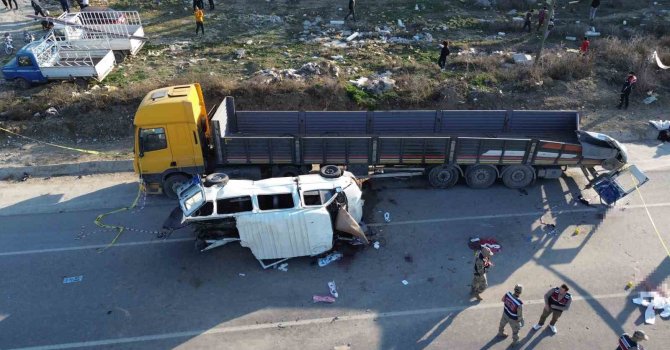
<box><xmin>427</xmin><ymin>164</ymin><xmax>459</xmax><ymax>188</ymax></box>
<box><xmin>502</xmin><ymin>165</ymin><xmax>535</xmax><ymax>189</ymax></box>
<box><xmin>320</xmin><ymin>165</ymin><xmax>343</xmax><ymax>178</ymax></box>
<box><xmin>335</xmin><ymin>207</ymin><xmax>369</xmax><ymax>244</ymax></box>
<box><xmin>205</xmin><ymin>172</ymin><xmax>229</xmax><ymax>187</ymax></box>
<box><xmin>465</xmin><ymin>165</ymin><xmax>497</xmax><ymax>189</ymax></box>
<box><xmin>274</xmin><ymin>165</ymin><xmax>303</xmax><ymax>178</ymax></box>
<box><xmin>163</xmin><ymin>173</ymin><xmax>189</xmax><ymax>199</ymax></box>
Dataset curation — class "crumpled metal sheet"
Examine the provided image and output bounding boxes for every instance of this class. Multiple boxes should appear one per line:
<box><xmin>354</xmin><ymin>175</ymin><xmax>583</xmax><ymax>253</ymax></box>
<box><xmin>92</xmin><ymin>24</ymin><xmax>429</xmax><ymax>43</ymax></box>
<box><xmin>237</xmin><ymin>208</ymin><xmax>333</xmax><ymax>260</ymax></box>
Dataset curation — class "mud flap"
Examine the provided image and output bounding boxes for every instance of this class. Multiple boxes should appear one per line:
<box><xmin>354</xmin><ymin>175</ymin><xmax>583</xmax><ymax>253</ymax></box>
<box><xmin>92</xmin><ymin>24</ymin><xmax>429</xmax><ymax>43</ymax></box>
<box><xmin>336</xmin><ymin>207</ymin><xmax>369</xmax><ymax>244</ymax></box>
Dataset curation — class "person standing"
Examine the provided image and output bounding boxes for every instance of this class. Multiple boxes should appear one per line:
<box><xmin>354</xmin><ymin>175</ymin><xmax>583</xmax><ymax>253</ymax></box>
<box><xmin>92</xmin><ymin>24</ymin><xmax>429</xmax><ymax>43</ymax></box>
<box><xmin>208</xmin><ymin>0</ymin><xmax>215</xmax><ymax>10</ymax></box>
<box><xmin>471</xmin><ymin>246</ymin><xmax>493</xmax><ymax>301</ymax></box>
<box><xmin>497</xmin><ymin>284</ymin><xmax>525</xmax><ymax>346</ymax></box>
<box><xmin>59</xmin><ymin>0</ymin><xmax>70</xmax><ymax>13</ymax></box>
<box><xmin>618</xmin><ymin>72</ymin><xmax>637</xmax><ymax>110</ymax></box>
<box><xmin>195</xmin><ymin>6</ymin><xmax>205</xmax><ymax>36</ymax></box>
<box><xmin>618</xmin><ymin>330</ymin><xmax>648</xmax><ymax>350</ymax></box>
<box><xmin>589</xmin><ymin>0</ymin><xmax>600</xmax><ymax>23</ymax></box>
<box><xmin>2</xmin><ymin>0</ymin><xmax>7</xmax><ymax>10</ymax></box>
<box><xmin>579</xmin><ymin>37</ymin><xmax>590</xmax><ymax>55</ymax></box>
<box><xmin>522</xmin><ymin>9</ymin><xmax>533</xmax><ymax>33</ymax></box>
<box><xmin>344</xmin><ymin>0</ymin><xmax>356</xmax><ymax>22</ymax></box>
<box><xmin>31</xmin><ymin>1</ymin><xmax>47</xmax><ymax>17</ymax></box>
<box><xmin>438</xmin><ymin>40</ymin><xmax>450</xmax><ymax>71</ymax></box>
<box><xmin>7</xmin><ymin>0</ymin><xmax>17</xmax><ymax>10</ymax></box>
<box><xmin>537</xmin><ymin>6</ymin><xmax>546</xmax><ymax>31</ymax></box>
<box><xmin>532</xmin><ymin>284</ymin><xmax>572</xmax><ymax>334</ymax></box>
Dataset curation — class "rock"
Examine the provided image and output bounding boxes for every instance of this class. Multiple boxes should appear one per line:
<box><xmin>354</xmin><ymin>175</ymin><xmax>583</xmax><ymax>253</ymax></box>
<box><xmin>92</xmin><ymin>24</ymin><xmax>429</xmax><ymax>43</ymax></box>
<box><xmin>33</xmin><ymin>112</ymin><xmax>41</xmax><ymax>118</ymax></box>
<box><xmin>475</xmin><ymin>0</ymin><xmax>491</xmax><ymax>6</ymax></box>
<box><xmin>507</xmin><ymin>10</ymin><xmax>518</xmax><ymax>15</ymax></box>
<box><xmin>235</xmin><ymin>49</ymin><xmax>246</xmax><ymax>59</ymax></box>
<box><xmin>44</xmin><ymin>107</ymin><xmax>58</xmax><ymax>117</ymax></box>
<box><xmin>513</xmin><ymin>53</ymin><xmax>533</xmax><ymax>64</ymax></box>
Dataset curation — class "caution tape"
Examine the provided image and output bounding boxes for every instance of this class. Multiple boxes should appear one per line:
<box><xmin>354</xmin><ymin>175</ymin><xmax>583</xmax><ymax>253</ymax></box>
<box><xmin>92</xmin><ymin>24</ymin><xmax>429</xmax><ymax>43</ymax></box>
<box><xmin>94</xmin><ymin>180</ymin><xmax>144</xmax><ymax>251</ymax></box>
<box><xmin>632</xmin><ymin>174</ymin><xmax>670</xmax><ymax>258</ymax></box>
<box><xmin>0</xmin><ymin>125</ymin><xmax>103</xmax><ymax>155</ymax></box>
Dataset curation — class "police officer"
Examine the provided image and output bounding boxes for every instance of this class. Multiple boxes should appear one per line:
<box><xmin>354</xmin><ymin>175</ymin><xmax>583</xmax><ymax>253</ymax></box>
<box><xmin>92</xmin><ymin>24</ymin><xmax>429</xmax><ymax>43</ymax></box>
<box><xmin>471</xmin><ymin>246</ymin><xmax>493</xmax><ymax>301</ymax></box>
<box><xmin>532</xmin><ymin>283</ymin><xmax>571</xmax><ymax>334</ymax></box>
<box><xmin>618</xmin><ymin>330</ymin><xmax>648</xmax><ymax>350</ymax></box>
<box><xmin>497</xmin><ymin>284</ymin><xmax>524</xmax><ymax>345</ymax></box>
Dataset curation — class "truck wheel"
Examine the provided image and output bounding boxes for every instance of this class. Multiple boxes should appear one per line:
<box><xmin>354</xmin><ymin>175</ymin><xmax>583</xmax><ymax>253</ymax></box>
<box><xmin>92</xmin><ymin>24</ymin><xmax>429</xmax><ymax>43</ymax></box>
<box><xmin>502</xmin><ymin>165</ymin><xmax>535</xmax><ymax>189</ymax></box>
<box><xmin>74</xmin><ymin>78</ymin><xmax>89</xmax><ymax>90</ymax></box>
<box><xmin>319</xmin><ymin>165</ymin><xmax>342</xmax><ymax>178</ymax></box>
<box><xmin>113</xmin><ymin>51</ymin><xmax>126</xmax><ymax>63</ymax></box>
<box><xmin>204</xmin><ymin>173</ymin><xmax>229</xmax><ymax>187</ymax></box>
<box><xmin>14</xmin><ymin>78</ymin><xmax>30</xmax><ymax>90</ymax></box>
<box><xmin>275</xmin><ymin>165</ymin><xmax>303</xmax><ymax>178</ymax></box>
<box><xmin>428</xmin><ymin>165</ymin><xmax>459</xmax><ymax>189</ymax></box>
<box><xmin>163</xmin><ymin>173</ymin><xmax>189</xmax><ymax>200</ymax></box>
<box><xmin>465</xmin><ymin>165</ymin><xmax>497</xmax><ymax>189</ymax></box>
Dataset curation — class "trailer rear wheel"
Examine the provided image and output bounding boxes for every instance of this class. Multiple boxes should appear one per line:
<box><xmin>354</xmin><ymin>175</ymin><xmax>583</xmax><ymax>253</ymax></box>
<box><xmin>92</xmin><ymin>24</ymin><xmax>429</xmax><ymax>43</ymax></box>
<box><xmin>163</xmin><ymin>173</ymin><xmax>189</xmax><ymax>200</ymax></box>
<box><xmin>14</xmin><ymin>78</ymin><xmax>30</xmax><ymax>90</ymax></box>
<box><xmin>502</xmin><ymin>165</ymin><xmax>535</xmax><ymax>189</ymax></box>
<box><xmin>428</xmin><ymin>165</ymin><xmax>459</xmax><ymax>189</ymax></box>
<box><xmin>465</xmin><ymin>165</ymin><xmax>497</xmax><ymax>189</ymax></box>
<box><xmin>319</xmin><ymin>165</ymin><xmax>342</xmax><ymax>178</ymax></box>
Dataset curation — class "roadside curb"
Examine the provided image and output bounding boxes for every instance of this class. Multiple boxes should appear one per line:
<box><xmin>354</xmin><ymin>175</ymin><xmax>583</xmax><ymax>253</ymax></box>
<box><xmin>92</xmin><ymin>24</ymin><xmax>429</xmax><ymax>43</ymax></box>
<box><xmin>0</xmin><ymin>159</ymin><xmax>134</xmax><ymax>180</ymax></box>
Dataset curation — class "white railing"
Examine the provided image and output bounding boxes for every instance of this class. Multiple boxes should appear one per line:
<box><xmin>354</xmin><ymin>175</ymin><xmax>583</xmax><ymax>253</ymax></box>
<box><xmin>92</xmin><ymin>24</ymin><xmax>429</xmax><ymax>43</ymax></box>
<box><xmin>56</xmin><ymin>11</ymin><xmax>143</xmax><ymax>39</ymax></box>
<box><xmin>31</xmin><ymin>32</ymin><xmax>97</xmax><ymax>68</ymax></box>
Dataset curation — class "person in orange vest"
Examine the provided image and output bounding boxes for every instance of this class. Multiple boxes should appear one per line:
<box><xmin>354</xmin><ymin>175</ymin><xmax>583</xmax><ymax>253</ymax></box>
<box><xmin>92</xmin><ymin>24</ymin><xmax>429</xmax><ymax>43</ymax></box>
<box><xmin>579</xmin><ymin>37</ymin><xmax>590</xmax><ymax>55</ymax></box>
<box><xmin>194</xmin><ymin>6</ymin><xmax>205</xmax><ymax>36</ymax></box>
<box><xmin>532</xmin><ymin>284</ymin><xmax>572</xmax><ymax>334</ymax></box>
<box><xmin>497</xmin><ymin>284</ymin><xmax>525</xmax><ymax>346</ymax></box>
<box><xmin>618</xmin><ymin>330</ymin><xmax>648</xmax><ymax>350</ymax></box>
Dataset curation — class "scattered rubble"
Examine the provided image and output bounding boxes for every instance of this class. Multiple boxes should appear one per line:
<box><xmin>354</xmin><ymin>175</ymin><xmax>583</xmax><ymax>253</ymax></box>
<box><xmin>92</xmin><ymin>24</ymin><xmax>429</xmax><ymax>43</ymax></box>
<box><xmin>44</xmin><ymin>107</ymin><xmax>58</xmax><ymax>117</ymax></box>
<box><xmin>252</xmin><ymin>61</ymin><xmax>341</xmax><ymax>83</ymax></box>
<box><xmin>234</xmin><ymin>49</ymin><xmax>246</xmax><ymax>59</ymax></box>
<box><xmin>349</xmin><ymin>72</ymin><xmax>396</xmax><ymax>95</ymax></box>
<box><xmin>513</xmin><ymin>53</ymin><xmax>533</xmax><ymax>64</ymax></box>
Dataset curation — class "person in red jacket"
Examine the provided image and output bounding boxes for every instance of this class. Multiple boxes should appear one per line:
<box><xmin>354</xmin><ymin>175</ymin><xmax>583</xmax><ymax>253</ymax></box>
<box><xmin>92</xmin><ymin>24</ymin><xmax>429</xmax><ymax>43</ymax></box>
<box><xmin>618</xmin><ymin>72</ymin><xmax>637</xmax><ymax>110</ymax></box>
<box><xmin>579</xmin><ymin>37</ymin><xmax>590</xmax><ymax>55</ymax></box>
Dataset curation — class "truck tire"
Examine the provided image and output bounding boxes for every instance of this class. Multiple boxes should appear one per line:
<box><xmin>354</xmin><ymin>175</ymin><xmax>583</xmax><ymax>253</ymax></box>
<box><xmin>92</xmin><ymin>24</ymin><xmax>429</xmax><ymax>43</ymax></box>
<box><xmin>14</xmin><ymin>78</ymin><xmax>30</xmax><ymax>90</ymax></box>
<box><xmin>319</xmin><ymin>165</ymin><xmax>342</xmax><ymax>178</ymax></box>
<box><xmin>275</xmin><ymin>165</ymin><xmax>303</xmax><ymax>178</ymax></box>
<box><xmin>204</xmin><ymin>173</ymin><xmax>229</xmax><ymax>187</ymax></box>
<box><xmin>465</xmin><ymin>165</ymin><xmax>497</xmax><ymax>189</ymax></box>
<box><xmin>113</xmin><ymin>51</ymin><xmax>126</xmax><ymax>64</ymax></box>
<box><xmin>502</xmin><ymin>165</ymin><xmax>535</xmax><ymax>189</ymax></box>
<box><xmin>427</xmin><ymin>165</ymin><xmax>459</xmax><ymax>189</ymax></box>
<box><xmin>163</xmin><ymin>173</ymin><xmax>189</xmax><ymax>200</ymax></box>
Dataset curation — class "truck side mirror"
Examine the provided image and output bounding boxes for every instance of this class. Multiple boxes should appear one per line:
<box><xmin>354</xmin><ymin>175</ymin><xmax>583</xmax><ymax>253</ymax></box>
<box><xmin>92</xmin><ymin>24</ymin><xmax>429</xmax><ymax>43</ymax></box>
<box><xmin>138</xmin><ymin>135</ymin><xmax>144</xmax><ymax>158</ymax></box>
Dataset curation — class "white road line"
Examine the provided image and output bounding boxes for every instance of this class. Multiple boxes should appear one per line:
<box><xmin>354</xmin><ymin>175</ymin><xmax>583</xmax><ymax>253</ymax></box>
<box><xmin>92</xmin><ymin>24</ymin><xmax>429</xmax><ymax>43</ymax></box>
<box><xmin>0</xmin><ymin>238</ymin><xmax>193</xmax><ymax>257</ymax></box>
<box><xmin>8</xmin><ymin>292</ymin><xmax>630</xmax><ymax>350</ymax></box>
<box><xmin>367</xmin><ymin>202</ymin><xmax>670</xmax><ymax>227</ymax></box>
<box><xmin>2</xmin><ymin>202</ymin><xmax>670</xmax><ymax>257</ymax></box>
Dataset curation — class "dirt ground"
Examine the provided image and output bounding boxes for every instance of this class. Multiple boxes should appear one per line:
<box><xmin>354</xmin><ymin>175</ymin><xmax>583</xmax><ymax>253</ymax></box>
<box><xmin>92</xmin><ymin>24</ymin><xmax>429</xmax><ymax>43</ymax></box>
<box><xmin>0</xmin><ymin>0</ymin><xmax>668</xmax><ymax>166</ymax></box>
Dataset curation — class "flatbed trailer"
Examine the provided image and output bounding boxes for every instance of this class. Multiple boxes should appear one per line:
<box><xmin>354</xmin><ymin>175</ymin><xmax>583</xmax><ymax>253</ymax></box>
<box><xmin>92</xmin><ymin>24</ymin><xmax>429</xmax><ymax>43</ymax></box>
<box><xmin>132</xmin><ymin>84</ymin><xmax>641</xmax><ymax>198</ymax></box>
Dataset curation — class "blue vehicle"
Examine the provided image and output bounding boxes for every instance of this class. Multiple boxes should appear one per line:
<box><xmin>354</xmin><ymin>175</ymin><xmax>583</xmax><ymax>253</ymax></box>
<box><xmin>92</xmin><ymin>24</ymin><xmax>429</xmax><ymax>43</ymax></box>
<box><xmin>1</xmin><ymin>32</ymin><xmax>115</xmax><ymax>89</ymax></box>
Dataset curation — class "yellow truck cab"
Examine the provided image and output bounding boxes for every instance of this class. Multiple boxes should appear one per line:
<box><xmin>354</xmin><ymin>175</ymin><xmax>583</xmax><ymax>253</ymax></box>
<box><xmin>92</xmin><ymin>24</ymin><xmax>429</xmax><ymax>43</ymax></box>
<box><xmin>134</xmin><ymin>84</ymin><xmax>209</xmax><ymax>198</ymax></box>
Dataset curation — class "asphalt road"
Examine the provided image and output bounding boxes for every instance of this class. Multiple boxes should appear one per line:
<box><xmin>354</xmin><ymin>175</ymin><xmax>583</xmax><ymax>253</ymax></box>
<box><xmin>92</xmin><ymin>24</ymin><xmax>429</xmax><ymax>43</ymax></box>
<box><xmin>1</xmin><ymin>142</ymin><xmax>669</xmax><ymax>350</ymax></box>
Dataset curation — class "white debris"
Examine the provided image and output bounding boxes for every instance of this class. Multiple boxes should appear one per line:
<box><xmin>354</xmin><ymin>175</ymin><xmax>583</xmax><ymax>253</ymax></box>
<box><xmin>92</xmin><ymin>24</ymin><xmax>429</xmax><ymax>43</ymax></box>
<box><xmin>44</xmin><ymin>107</ymin><xmax>58</xmax><ymax>117</ymax></box>
<box><xmin>349</xmin><ymin>71</ymin><xmax>396</xmax><ymax>95</ymax></box>
<box><xmin>318</xmin><ymin>252</ymin><xmax>343</xmax><ymax>267</ymax></box>
<box><xmin>331</xmin><ymin>55</ymin><xmax>344</xmax><ymax>61</ymax></box>
<box><xmin>373</xmin><ymin>241</ymin><xmax>380</xmax><ymax>249</ymax></box>
<box><xmin>648</xmin><ymin>120</ymin><xmax>670</xmax><ymax>130</ymax></box>
<box><xmin>498</xmin><ymin>32</ymin><xmax>506</xmax><ymax>36</ymax></box>
<box><xmin>397</xmin><ymin>19</ymin><xmax>405</xmax><ymax>28</ymax></box>
<box><xmin>384</xmin><ymin>212</ymin><xmax>391</xmax><ymax>222</ymax></box>
<box><xmin>277</xmin><ymin>263</ymin><xmax>289</xmax><ymax>272</ymax></box>
<box><xmin>643</xmin><ymin>95</ymin><xmax>658</xmax><ymax>104</ymax></box>
<box><xmin>507</xmin><ymin>9</ymin><xmax>517</xmax><ymax>15</ymax></box>
<box><xmin>346</xmin><ymin>32</ymin><xmax>360</xmax><ymax>42</ymax></box>
<box><xmin>330</xmin><ymin>20</ymin><xmax>344</xmax><ymax>25</ymax></box>
<box><xmin>401</xmin><ymin>280</ymin><xmax>409</xmax><ymax>285</ymax></box>
<box><xmin>63</xmin><ymin>275</ymin><xmax>83</xmax><ymax>284</ymax></box>
<box><xmin>645</xmin><ymin>303</ymin><xmax>656</xmax><ymax>324</ymax></box>
<box><xmin>513</xmin><ymin>53</ymin><xmax>533</xmax><ymax>64</ymax></box>
<box><xmin>565</xmin><ymin>36</ymin><xmax>577</xmax><ymax>41</ymax></box>
<box><xmin>585</xmin><ymin>31</ymin><xmax>601</xmax><ymax>37</ymax></box>
<box><xmin>328</xmin><ymin>281</ymin><xmax>338</xmax><ymax>298</ymax></box>
<box><xmin>512</xmin><ymin>16</ymin><xmax>525</xmax><ymax>22</ymax></box>
<box><xmin>235</xmin><ymin>49</ymin><xmax>246</xmax><ymax>59</ymax></box>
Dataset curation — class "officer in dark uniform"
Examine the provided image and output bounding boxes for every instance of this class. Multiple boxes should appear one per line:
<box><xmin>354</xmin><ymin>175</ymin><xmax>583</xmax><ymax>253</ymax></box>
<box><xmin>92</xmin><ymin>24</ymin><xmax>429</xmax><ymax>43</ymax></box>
<box><xmin>618</xmin><ymin>330</ymin><xmax>648</xmax><ymax>350</ymax></box>
<box><xmin>497</xmin><ymin>284</ymin><xmax>524</xmax><ymax>345</ymax></box>
<box><xmin>533</xmin><ymin>283</ymin><xmax>571</xmax><ymax>334</ymax></box>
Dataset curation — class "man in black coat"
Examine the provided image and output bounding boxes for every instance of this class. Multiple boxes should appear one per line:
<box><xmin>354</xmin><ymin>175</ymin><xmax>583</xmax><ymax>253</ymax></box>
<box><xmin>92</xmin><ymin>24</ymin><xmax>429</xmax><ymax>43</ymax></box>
<box><xmin>344</xmin><ymin>0</ymin><xmax>356</xmax><ymax>22</ymax></box>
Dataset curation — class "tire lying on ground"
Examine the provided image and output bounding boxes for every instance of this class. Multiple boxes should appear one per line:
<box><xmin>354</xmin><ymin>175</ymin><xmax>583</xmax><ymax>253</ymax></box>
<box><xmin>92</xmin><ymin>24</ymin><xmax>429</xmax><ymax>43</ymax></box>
<box><xmin>205</xmin><ymin>173</ymin><xmax>229</xmax><ymax>187</ymax></box>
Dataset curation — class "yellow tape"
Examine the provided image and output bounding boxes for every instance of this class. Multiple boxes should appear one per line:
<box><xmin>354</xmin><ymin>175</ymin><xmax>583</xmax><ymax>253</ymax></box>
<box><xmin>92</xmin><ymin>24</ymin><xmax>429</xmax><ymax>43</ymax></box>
<box><xmin>632</xmin><ymin>174</ymin><xmax>670</xmax><ymax>258</ymax></box>
<box><xmin>94</xmin><ymin>180</ymin><xmax>144</xmax><ymax>251</ymax></box>
<box><xmin>0</xmin><ymin>125</ymin><xmax>103</xmax><ymax>155</ymax></box>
